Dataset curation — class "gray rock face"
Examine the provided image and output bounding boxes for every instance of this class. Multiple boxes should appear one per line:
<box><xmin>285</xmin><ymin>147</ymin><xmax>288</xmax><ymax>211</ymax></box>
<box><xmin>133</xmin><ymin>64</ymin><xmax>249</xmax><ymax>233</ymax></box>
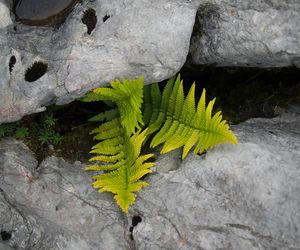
<box><xmin>2</xmin><ymin>0</ymin><xmax>299</xmax><ymax>123</ymax></box>
<box><xmin>190</xmin><ymin>0</ymin><xmax>300</xmax><ymax>67</ymax></box>
<box><xmin>0</xmin><ymin>0</ymin><xmax>199</xmax><ymax>123</ymax></box>
<box><xmin>1</xmin><ymin>112</ymin><xmax>300</xmax><ymax>249</ymax></box>
<box><xmin>0</xmin><ymin>139</ymin><xmax>130</xmax><ymax>250</ymax></box>
<box><xmin>133</xmin><ymin>113</ymin><xmax>300</xmax><ymax>249</ymax></box>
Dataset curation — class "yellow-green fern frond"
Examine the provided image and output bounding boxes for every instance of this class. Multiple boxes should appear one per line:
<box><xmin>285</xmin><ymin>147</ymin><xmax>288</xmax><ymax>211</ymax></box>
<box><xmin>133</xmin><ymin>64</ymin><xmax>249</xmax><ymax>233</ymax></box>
<box><xmin>88</xmin><ymin>109</ymin><xmax>119</xmax><ymax>122</ymax></box>
<box><xmin>87</xmin><ymin>128</ymin><xmax>155</xmax><ymax>213</ymax></box>
<box><xmin>84</xmin><ymin>75</ymin><xmax>237</xmax><ymax>213</ymax></box>
<box><xmin>144</xmin><ymin>74</ymin><xmax>238</xmax><ymax>158</ymax></box>
<box><xmin>82</xmin><ymin>78</ymin><xmax>144</xmax><ymax>135</ymax></box>
<box><xmin>143</xmin><ymin>76</ymin><xmax>176</xmax><ymax>135</ymax></box>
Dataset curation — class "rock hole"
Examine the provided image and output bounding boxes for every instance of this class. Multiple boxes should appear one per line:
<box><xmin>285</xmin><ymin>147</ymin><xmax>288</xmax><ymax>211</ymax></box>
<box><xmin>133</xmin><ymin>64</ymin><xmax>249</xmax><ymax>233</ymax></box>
<box><xmin>82</xmin><ymin>8</ymin><xmax>97</xmax><ymax>35</ymax></box>
<box><xmin>129</xmin><ymin>215</ymin><xmax>142</xmax><ymax>240</ymax></box>
<box><xmin>103</xmin><ymin>14</ymin><xmax>110</xmax><ymax>22</ymax></box>
<box><xmin>132</xmin><ymin>215</ymin><xmax>142</xmax><ymax>226</ymax></box>
<box><xmin>25</xmin><ymin>61</ymin><xmax>48</xmax><ymax>82</ymax></box>
<box><xmin>1</xmin><ymin>231</ymin><xmax>12</xmax><ymax>241</ymax></box>
<box><xmin>9</xmin><ymin>56</ymin><xmax>16</xmax><ymax>73</ymax></box>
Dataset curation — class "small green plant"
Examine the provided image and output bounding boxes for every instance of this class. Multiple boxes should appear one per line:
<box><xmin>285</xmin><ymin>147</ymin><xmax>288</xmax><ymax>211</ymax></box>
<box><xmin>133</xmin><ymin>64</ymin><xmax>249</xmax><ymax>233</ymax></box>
<box><xmin>0</xmin><ymin>112</ymin><xmax>63</xmax><ymax>146</ymax></box>
<box><xmin>15</xmin><ymin>127</ymin><xmax>29</xmax><ymax>139</ymax></box>
<box><xmin>51</xmin><ymin>133</ymin><xmax>63</xmax><ymax>145</ymax></box>
<box><xmin>83</xmin><ymin>75</ymin><xmax>238</xmax><ymax>213</ymax></box>
<box><xmin>43</xmin><ymin>113</ymin><xmax>57</xmax><ymax>128</ymax></box>
<box><xmin>38</xmin><ymin>129</ymin><xmax>54</xmax><ymax>145</ymax></box>
<box><xmin>37</xmin><ymin>113</ymin><xmax>63</xmax><ymax>145</ymax></box>
<box><xmin>0</xmin><ymin>123</ymin><xmax>16</xmax><ymax>138</ymax></box>
<box><xmin>0</xmin><ymin>125</ymin><xmax>8</xmax><ymax>138</ymax></box>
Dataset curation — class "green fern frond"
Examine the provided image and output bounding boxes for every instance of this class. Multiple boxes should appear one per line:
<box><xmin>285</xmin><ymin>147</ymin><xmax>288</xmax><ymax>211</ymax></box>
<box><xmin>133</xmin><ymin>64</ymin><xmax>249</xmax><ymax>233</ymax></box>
<box><xmin>144</xmin><ymin>74</ymin><xmax>238</xmax><ymax>158</ymax></box>
<box><xmin>87</xmin><ymin>129</ymin><xmax>155</xmax><ymax>213</ymax></box>
<box><xmin>82</xmin><ymin>78</ymin><xmax>144</xmax><ymax>135</ymax></box>
<box><xmin>88</xmin><ymin>109</ymin><xmax>119</xmax><ymax>122</ymax></box>
<box><xmin>83</xmin><ymin>78</ymin><xmax>155</xmax><ymax>213</ymax></box>
<box><xmin>85</xmin><ymin>75</ymin><xmax>237</xmax><ymax>213</ymax></box>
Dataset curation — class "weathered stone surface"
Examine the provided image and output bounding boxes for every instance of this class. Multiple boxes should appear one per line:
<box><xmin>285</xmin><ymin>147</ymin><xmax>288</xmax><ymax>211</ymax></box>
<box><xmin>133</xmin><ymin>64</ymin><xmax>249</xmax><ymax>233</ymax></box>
<box><xmin>0</xmin><ymin>1</ymin><xmax>12</xmax><ymax>29</ymax></box>
<box><xmin>1</xmin><ymin>112</ymin><xmax>300</xmax><ymax>249</ymax></box>
<box><xmin>132</xmin><ymin>112</ymin><xmax>300</xmax><ymax>249</ymax></box>
<box><xmin>190</xmin><ymin>0</ymin><xmax>300</xmax><ymax>67</ymax></box>
<box><xmin>0</xmin><ymin>139</ymin><xmax>130</xmax><ymax>250</ymax></box>
<box><xmin>0</xmin><ymin>0</ymin><xmax>199</xmax><ymax>123</ymax></box>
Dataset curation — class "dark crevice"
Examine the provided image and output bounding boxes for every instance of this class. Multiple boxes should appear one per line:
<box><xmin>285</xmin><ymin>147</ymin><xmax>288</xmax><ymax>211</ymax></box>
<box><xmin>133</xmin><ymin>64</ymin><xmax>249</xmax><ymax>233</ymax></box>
<box><xmin>9</xmin><ymin>56</ymin><xmax>16</xmax><ymax>73</ymax></box>
<box><xmin>129</xmin><ymin>215</ymin><xmax>142</xmax><ymax>240</ymax></box>
<box><xmin>132</xmin><ymin>216</ymin><xmax>142</xmax><ymax>226</ymax></box>
<box><xmin>82</xmin><ymin>8</ymin><xmax>97</xmax><ymax>35</ymax></box>
<box><xmin>140</xmin><ymin>173</ymin><xmax>150</xmax><ymax>181</ymax></box>
<box><xmin>25</xmin><ymin>61</ymin><xmax>48</xmax><ymax>82</ymax></box>
<box><xmin>1</xmin><ymin>231</ymin><xmax>12</xmax><ymax>241</ymax></box>
<box><xmin>180</xmin><ymin>66</ymin><xmax>300</xmax><ymax>123</ymax></box>
<box><xmin>197</xmin><ymin>150</ymin><xmax>207</xmax><ymax>157</ymax></box>
<box><xmin>103</xmin><ymin>14</ymin><xmax>110</xmax><ymax>22</ymax></box>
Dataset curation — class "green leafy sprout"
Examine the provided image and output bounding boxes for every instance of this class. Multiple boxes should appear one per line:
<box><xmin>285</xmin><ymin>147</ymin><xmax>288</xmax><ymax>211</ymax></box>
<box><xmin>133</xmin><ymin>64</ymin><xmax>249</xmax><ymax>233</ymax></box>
<box><xmin>15</xmin><ymin>127</ymin><xmax>29</xmax><ymax>139</ymax></box>
<box><xmin>0</xmin><ymin>112</ymin><xmax>63</xmax><ymax>146</ymax></box>
<box><xmin>36</xmin><ymin>113</ymin><xmax>63</xmax><ymax>145</ymax></box>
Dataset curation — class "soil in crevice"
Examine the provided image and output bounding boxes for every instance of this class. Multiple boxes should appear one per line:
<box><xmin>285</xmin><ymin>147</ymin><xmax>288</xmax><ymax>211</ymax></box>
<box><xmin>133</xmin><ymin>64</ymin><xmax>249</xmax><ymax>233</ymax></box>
<box><xmin>1</xmin><ymin>66</ymin><xmax>299</xmax><ymax>162</ymax></box>
<box><xmin>180</xmin><ymin>66</ymin><xmax>300</xmax><ymax>123</ymax></box>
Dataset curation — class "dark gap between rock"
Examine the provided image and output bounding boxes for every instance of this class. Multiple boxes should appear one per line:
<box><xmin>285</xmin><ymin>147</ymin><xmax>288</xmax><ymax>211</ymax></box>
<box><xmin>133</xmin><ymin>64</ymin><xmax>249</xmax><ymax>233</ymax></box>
<box><xmin>25</xmin><ymin>61</ymin><xmax>48</xmax><ymax>82</ymax></box>
<box><xmin>130</xmin><ymin>215</ymin><xmax>142</xmax><ymax>240</ymax></box>
<box><xmin>82</xmin><ymin>8</ymin><xmax>97</xmax><ymax>35</ymax></box>
<box><xmin>1</xmin><ymin>231</ymin><xmax>12</xmax><ymax>241</ymax></box>
<box><xmin>9</xmin><ymin>56</ymin><xmax>16</xmax><ymax>73</ymax></box>
<box><xmin>103</xmin><ymin>14</ymin><xmax>110</xmax><ymax>22</ymax></box>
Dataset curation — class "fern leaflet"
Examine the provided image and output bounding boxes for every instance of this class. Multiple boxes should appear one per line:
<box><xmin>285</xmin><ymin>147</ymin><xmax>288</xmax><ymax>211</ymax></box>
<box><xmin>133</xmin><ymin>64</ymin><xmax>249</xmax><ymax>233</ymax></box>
<box><xmin>82</xmin><ymin>78</ymin><xmax>144</xmax><ymax>135</ymax></box>
<box><xmin>87</xmin><ymin>127</ymin><xmax>154</xmax><ymax>213</ymax></box>
<box><xmin>83</xmin><ymin>78</ymin><xmax>155</xmax><ymax>213</ymax></box>
<box><xmin>143</xmin><ymin>74</ymin><xmax>238</xmax><ymax>158</ymax></box>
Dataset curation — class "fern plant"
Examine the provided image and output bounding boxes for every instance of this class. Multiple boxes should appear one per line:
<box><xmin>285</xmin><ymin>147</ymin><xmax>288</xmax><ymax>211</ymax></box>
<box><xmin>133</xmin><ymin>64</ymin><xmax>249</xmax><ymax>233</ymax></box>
<box><xmin>144</xmin><ymin>75</ymin><xmax>238</xmax><ymax>158</ymax></box>
<box><xmin>83</xmin><ymin>78</ymin><xmax>155</xmax><ymax>213</ymax></box>
<box><xmin>83</xmin><ymin>75</ymin><xmax>237</xmax><ymax>213</ymax></box>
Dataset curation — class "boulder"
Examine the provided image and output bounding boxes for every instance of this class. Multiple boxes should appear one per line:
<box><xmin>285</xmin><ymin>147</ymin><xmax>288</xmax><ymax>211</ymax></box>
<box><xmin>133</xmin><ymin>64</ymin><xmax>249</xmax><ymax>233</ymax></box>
<box><xmin>132</xmin><ymin>112</ymin><xmax>300</xmax><ymax>249</ymax></box>
<box><xmin>190</xmin><ymin>0</ymin><xmax>300</xmax><ymax>67</ymax></box>
<box><xmin>0</xmin><ymin>139</ymin><xmax>130</xmax><ymax>249</ymax></box>
<box><xmin>0</xmin><ymin>0</ymin><xmax>200</xmax><ymax>123</ymax></box>
<box><xmin>0</xmin><ymin>112</ymin><xmax>299</xmax><ymax>249</ymax></box>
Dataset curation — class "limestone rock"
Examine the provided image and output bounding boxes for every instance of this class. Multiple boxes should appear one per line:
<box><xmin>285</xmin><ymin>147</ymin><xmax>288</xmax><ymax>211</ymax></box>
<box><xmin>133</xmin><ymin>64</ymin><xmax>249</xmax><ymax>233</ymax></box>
<box><xmin>190</xmin><ymin>0</ymin><xmax>300</xmax><ymax>67</ymax></box>
<box><xmin>0</xmin><ymin>0</ymin><xmax>199</xmax><ymax>123</ymax></box>
<box><xmin>132</xmin><ymin>112</ymin><xmax>300</xmax><ymax>249</ymax></box>
<box><xmin>0</xmin><ymin>139</ymin><xmax>130</xmax><ymax>250</ymax></box>
<box><xmin>1</xmin><ymin>112</ymin><xmax>300</xmax><ymax>249</ymax></box>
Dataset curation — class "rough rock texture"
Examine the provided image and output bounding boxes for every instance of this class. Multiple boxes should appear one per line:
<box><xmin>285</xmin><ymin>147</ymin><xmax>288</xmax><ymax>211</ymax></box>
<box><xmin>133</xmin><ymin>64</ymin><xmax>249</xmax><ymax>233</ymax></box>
<box><xmin>133</xmin><ymin>112</ymin><xmax>300</xmax><ymax>249</ymax></box>
<box><xmin>1</xmin><ymin>112</ymin><xmax>300</xmax><ymax>249</ymax></box>
<box><xmin>0</xmin><ymin>139</ymin><xmax>131</xmax><ymax>250</ymax></box>
<box><xmin>2</xmin><ymin>0</ymin><xmax>300</xmax><ymax>123</ymax></box>
<box><xmin>0</xmin><ymin>0</ymin><xmax>200</xmax><ymax>123</ymax></box>
<box><xmin>190</xmin><ymin>0</ymin><xmax>300</xmax><ymax>67</ymax></box>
